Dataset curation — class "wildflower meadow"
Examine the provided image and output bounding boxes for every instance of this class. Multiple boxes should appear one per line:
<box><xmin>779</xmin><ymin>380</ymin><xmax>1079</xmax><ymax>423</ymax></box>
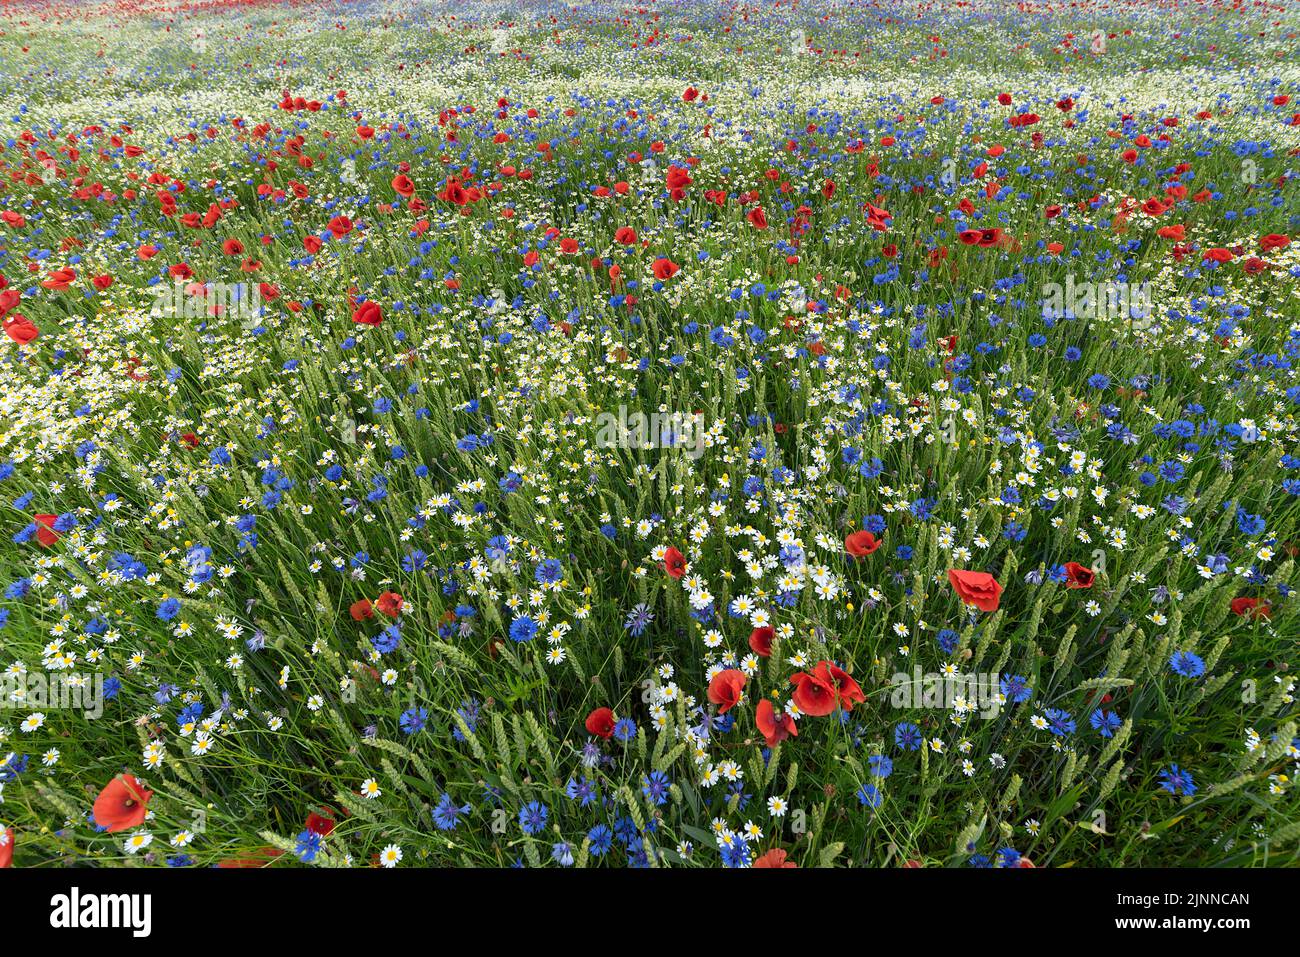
<box><xmin>1</xmin><ymin>0</ymin><xmax>1299</xmax><ymax>875</ymax></box>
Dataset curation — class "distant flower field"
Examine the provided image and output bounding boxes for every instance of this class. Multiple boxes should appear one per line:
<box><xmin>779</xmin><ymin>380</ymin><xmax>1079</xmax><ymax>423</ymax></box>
<box><xmin>1</xmin><ymin>0</ymin><xmax>1298</xmax><ymax>869</ymax></box>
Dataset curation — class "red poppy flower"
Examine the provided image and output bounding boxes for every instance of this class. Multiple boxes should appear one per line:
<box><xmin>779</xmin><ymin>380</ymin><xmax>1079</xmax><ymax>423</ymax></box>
<box><xmin>349</xmin><ymin>598</ymin><xmax>374</xmax><ymax>621</ymax></box>
<box><xmin>1260</xmin><ymin>233</ymin><xmax>1290</xmax><ymax>252</ymax></box>
<box><xmin>747</xmin><ymin>207</ymin><xmax>768</xmax><ymax>230</ymax></box>
<box><xmin>327</xmin><ymin>215</ymin><xmax>354</xmax><ymax>238</ymax></box>
<box><xmin>948</xmin><ymin>569</ymin><xmax>1002</xmax><ymax>612</ymax></box>
<box><xmin>652</xmin><ymin>258</ymin><xmax>680</xmax><ymax>281</ymax></box>
<box><xmin>41</xmin><ymin>267</ymin><xmax>76</xmax><ymax>290</ymax></box>
<box><xmin>587</xmin><ymin>707</ymin><xmax>616</xmax><ymax>738</ymax></box>
<box><xmin>707</xmin><ymin>669</ymin><xmax>747</xmax><ymax>714</ymax></box>
<box><xmin>790</xmin><ymin>667</ymin><xmax>838</xmax><ymax>716</ymax></box>
<box><xmin>304</xmin><ymin>811</ymin><xmax>336</xmax><ymax>836</ymax></box>
<box><xmin>865</xmin><ymin>202</ymin><xmax>892</xmax><ymax>232</ymax></box>
<box><xmin>663</xmin><ymin>546</ymin><xmax>687</xmax><ymax>579</ymax></box>
<box><xmin>217</xmin><ymin>847</ymin><xmax>284</xmax><ymax>868</ymax></box>
<box><xmin>33</xmin><ymin>513</ymin><xmax>60</xmax><ymax>547</ymax></box>
<box><xmin>351</xmin><ymin>301</ymin><xmax>383</xmax><ymax>326</ymax></box>
<box><xmin>376</xmin><ymin>591</ymin><xmax>404</xmax><ymax>617</ymax></box>
<box><xmin>1230</xmin><ymin>597</ymin><xmax>1271</xmax><ymax>620</ymax></box>
<box><xmin>752</xmin><ymin>847</ymin><xmax>798</xmax><ymax>868</ymax></box>
<box><xmin>93</xmin><ymin>775</ymin><xmax>153</xmax><ymax>833</ymax></box>
<box><xmin>755</xmin><ymin>697</ymin><xmax>798</xmax><ymax>747</ymax></box>
<box><xmin>749</xmin><ymin>626</ymin><xmax>775</xmax><ymax>658</ymax></box>
<box><xmin>845</xmin><ymin>530</ymin><xmax>880</xmax><ymax>558</ymax></box>
<box><xmin>821</xmin><ymin>661</ymin><xmax>865</xmax><ymax>711</ymax></box>
<box><xmin>1063</xmin><ymin>562</ymin><xmax>1094</xmax><ymax>589</ymax></box>
<box><xmin>391</xmin><ymin>174</ymin><xmax>415</xmax><ymax>197</ymax></box>
<box><xmin>585</xmin><ymin>707</ymin><xmax>616</xmax><ymax>738</ymax></box>
<box><xmin>303</xmin><ymin>235</ymin><xmax>323</xmax><ymax>254</ymax></box>
<box><xmin>4</xmin><ymin>314</ymin><xmax>38</xmax><ymax>345</ymax></box>
<box><xmin>439</xmin><ymin>178</ymin><xmax>470</xmax><ymax>205</ymax></box>
<box><xmin>614</xmin><ymin>227</ymin><xmax>638</xmax><ymax>245</ymax></box>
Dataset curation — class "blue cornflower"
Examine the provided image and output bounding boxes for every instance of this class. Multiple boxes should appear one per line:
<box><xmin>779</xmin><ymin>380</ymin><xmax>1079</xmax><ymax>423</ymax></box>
<box><xmin>1236</xmin><ymin>509</ymin><xmax>1265</xmax><ymax>536</ymax></box>
<box><xmin>509</xmin><ymin>615</ymin><xmax>538</xmax><ymax>643</ymax></box>
<box><xmin>641</xmin><ymin>770</ymin><xmax>671</xmax><ymax>805</ymax></box>
<box><xmin>587</xmin><ymin>824</ymin><xmax>614</xmax><ymax>857</ymax></box>
<box><xmin>719</xmin><ymin>837</ymin><xmax>752</xmax><ymax>868</ymax></box>
<box><xmin>1159</xmin><ymin>764</ymin><xmax>1196</xmax><ymax>796</ymax></box>
<box><xmin>371</xmin><ymin>624</ymin><xmax>401</xmax><ymax>654</ymax></box>
<box><xmin>1000</xmin><ymin>674</ymin><xmax>1033</xmax><ymax>704</ymax></box>
<box><xmin>937</xmin><ymin>628</ymin><xmax>959</xmax><ymax>653</ymax></box>
<box><xmin>518</xmin><ymin>801</ymin><xmax>548</xmax><ymax>835</ymax></box>
<box><xmin>432</xmin><ymin>793</ymin><xmax>471</xmax><ymax>831</ymax></box>
<box><xmin>894</xmin><ymin>722</ymin><xmax>922</xmax><ymax>751</ymax></box>
<box><xmin>1044</xmin><ymin>708</ymin><xmax>1076</xmax><ymax>736</ymax></box>
<box><xmin>534</xmin><ymin>558</ymin><xmax>563</xmax><ymax>585</ymax></box>
<box><xmin>624</xmin><ymin>602</ymin><xmax>654</xmax><ymax>636</ymax></box>
<box><xmin>565</xmin><ymin>777</ymin><xmax>598</xmax><ymax>807</ymax></box>
<box><xmin>1089</xmin><ymin>709</ymin><xmax>1121</xmax><ymax>737</ymax></box>
<box><xmin>551</xmin><ymin>842</ymin><xmax>574</xmax><ymax>866</ymax></box>
<box><xmin>1158</xmin><ymin>460</ymin><xmax>1185</xmax><ymax>483</ymax></box>
<box><xmin>399</xmin><ymin>706</ymin><xmax>429</xmax><ymax>735</ymax></box>
<box><xmin>1169</xmin><ymin>650</ymin><xmax>1205</xmax><ymax>678</ymax></box>
<box><xmin>294</xmin><ymin>829</ymin><xmax>322</xmax><ymax>863</ymax></box>
<box><xmin>856</xmin><ymin>783</ymin><xmax>883</xmax><ymax>808</ymax></box>
<box><xmin>451</xmin><ymin>698</ymin><xmax>481</xmax><ymax>741</ymax></box>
